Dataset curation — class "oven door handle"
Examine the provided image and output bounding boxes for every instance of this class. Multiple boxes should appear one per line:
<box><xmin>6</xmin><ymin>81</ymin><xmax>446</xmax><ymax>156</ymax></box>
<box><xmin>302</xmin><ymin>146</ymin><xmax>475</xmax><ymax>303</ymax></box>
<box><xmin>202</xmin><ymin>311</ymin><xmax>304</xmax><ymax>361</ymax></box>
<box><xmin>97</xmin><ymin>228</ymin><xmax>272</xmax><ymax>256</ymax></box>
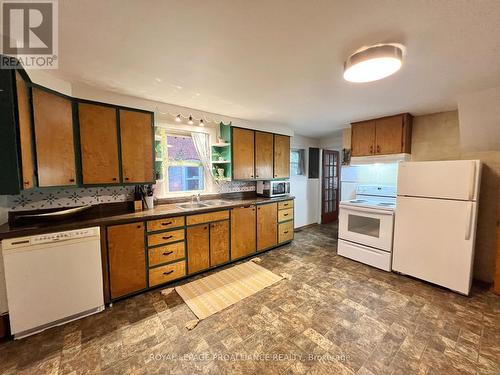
<box><xmin>340</xmin><ymin>205</ymin><xmax>394</xmax><ymax>216</ymax></box>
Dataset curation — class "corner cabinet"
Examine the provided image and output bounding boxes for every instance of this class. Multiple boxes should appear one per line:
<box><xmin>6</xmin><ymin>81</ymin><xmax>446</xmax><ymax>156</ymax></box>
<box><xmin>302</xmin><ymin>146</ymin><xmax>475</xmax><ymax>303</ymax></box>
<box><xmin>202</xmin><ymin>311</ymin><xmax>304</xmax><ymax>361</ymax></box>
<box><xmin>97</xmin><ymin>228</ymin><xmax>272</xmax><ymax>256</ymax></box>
<box><xmin>231</xmin><ymin>127</ymin><xmax>290</xmax><ymax>181</ymax></box>
<box><xmin>351</xmin><ymin>113</ymin><xmax>412</xmax><ymax>157</ymax></box>
<box><xmin>119</xmin><ymin>109</ymin><xmax>154</xmax><ymax>184</ymax></box>
<box><xmin>32</xmin><ymin>88</ymin><xmax>77</xmax><ymax>187</ymax></box>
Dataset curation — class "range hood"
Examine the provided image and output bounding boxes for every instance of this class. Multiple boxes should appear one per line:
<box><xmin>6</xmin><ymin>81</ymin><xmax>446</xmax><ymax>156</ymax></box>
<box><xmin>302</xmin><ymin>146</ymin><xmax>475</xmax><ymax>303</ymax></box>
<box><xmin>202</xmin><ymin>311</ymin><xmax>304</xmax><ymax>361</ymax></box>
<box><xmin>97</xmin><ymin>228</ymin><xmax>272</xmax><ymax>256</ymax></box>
<box><xmin>350</xmin><ymin>153</ymin><xmax>411</xmax><ymax>165</ymax></box>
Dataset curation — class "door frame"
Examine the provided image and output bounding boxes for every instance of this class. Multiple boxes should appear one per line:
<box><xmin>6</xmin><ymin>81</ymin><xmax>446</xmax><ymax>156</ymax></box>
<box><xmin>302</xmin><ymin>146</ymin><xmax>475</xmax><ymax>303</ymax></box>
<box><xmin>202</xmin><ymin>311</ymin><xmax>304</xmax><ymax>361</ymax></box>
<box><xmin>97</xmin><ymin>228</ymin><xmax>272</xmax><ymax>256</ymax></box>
<box><xmin>321</xmin><ymin>149</ymin><xmax>340</xmax><ymax>223</ymax></box>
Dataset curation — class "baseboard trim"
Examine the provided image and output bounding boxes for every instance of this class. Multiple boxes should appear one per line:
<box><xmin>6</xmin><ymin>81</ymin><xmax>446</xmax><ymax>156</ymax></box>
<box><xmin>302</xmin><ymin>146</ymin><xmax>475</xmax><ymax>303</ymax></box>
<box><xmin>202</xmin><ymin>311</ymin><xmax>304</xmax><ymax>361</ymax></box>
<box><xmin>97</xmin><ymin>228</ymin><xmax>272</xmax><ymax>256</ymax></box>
<box><xmin>294</xmin><ymin>223</ymin><xmax>319</xmax><ymax>231</ymax></box>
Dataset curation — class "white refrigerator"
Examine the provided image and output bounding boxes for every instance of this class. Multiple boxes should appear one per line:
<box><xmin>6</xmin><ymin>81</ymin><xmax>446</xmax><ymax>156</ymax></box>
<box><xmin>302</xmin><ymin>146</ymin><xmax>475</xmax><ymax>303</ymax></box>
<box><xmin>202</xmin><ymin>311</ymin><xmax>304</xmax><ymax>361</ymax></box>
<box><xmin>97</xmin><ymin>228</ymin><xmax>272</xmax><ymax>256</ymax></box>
<box><xmin>392</xmin><ymin>160</ymin><xmax>481</xmax><ymax>295</ymax></box>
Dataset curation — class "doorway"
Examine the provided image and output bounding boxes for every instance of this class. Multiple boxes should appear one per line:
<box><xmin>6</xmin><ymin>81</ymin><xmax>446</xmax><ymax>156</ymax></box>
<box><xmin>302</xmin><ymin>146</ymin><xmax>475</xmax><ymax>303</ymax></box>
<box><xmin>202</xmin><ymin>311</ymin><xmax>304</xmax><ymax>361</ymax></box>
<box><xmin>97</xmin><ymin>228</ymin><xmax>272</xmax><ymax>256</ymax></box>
<box><xmin>321</xmin><ymin>150</ymin><xmax>340</xmax><ymax>223</ymax></box>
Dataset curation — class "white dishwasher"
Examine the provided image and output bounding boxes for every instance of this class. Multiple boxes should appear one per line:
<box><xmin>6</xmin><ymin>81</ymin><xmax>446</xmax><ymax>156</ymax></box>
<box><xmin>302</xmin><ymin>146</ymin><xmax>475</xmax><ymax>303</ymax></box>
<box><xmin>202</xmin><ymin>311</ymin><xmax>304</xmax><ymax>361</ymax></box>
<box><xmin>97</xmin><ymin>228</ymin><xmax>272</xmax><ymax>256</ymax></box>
<box><xmin>2</xmin><ymin>227</ymin><xmax>104</xmax><ymax>339</ymax></box>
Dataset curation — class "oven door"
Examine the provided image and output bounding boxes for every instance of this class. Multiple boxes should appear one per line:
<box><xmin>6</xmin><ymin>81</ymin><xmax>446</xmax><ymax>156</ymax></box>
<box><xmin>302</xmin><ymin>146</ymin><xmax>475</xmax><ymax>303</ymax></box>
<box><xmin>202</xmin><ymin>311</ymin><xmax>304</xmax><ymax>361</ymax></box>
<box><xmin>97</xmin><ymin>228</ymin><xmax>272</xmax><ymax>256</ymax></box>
<box><xmin>339</xmin><ymin>205</ymin><xmax>394</xmax><ymax>251</ymax></box>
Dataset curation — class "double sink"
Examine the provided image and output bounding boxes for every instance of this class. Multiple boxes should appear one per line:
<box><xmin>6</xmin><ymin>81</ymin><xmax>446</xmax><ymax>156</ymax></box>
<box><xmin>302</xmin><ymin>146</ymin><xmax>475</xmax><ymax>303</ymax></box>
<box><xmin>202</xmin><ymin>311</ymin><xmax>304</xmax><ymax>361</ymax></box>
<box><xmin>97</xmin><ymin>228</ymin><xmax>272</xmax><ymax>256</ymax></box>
<box><xmin>176</xmin><ymin>199</ymin><xmax>232</xmax><ymax>210</ymax></box>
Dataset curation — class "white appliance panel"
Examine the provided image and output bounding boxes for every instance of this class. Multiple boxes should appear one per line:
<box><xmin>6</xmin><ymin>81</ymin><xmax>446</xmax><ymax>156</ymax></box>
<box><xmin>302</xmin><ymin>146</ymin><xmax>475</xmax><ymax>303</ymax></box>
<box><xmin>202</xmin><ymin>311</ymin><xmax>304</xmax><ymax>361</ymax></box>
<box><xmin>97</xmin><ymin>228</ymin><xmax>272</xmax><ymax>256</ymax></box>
<box><xmin>339</xmin><ymin>205</ymin><xmax>395</xmax><ymax>251</ymax></box>
<box><xmin>397</xmin><ymin>160</ymin><xmax>481</xmax><ymax>201</ymax></box>
<box><xmin>2</xmin><ymin>228</ymin><xmax>104</xmax><ymax>337</ymax></box>
<box><xmin>338</xmin><ymin>239</ymin><xmax>392</xmax><ymax>271</ymax></box>
<box><xmin>392</xmin><ymin>196</ymin><xmax>478</xmax><ymax>295</ymax></box>
<box><xmin>340</xmin><ymin>182</ymin><xmax>357</xmax><ymax>201</ymax></box>
<box><xmin>0</xmin><ymin>244</ymin><xmax>7</xmax><ymax>314</ymax></box>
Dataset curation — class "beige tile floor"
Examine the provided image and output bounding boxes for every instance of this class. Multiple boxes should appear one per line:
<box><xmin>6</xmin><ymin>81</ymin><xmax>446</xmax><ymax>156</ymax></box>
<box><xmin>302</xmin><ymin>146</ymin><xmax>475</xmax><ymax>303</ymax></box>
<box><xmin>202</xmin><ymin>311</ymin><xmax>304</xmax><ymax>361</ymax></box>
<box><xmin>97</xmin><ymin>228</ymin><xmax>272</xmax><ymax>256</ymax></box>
<box><xmin>0</xmin><ymin>223</ymin><xmax>499</xmax><ymax>374</ymax></box>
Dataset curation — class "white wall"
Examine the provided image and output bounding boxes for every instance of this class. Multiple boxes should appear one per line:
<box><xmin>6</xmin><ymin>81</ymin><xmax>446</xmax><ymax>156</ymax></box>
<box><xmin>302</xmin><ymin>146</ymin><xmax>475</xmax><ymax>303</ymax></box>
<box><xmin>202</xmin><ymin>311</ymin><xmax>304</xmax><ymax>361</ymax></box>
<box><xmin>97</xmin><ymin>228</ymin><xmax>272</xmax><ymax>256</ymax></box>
<box><xmin>290</xmin><ymin>135</ymin><xmax>321</xmax><ymax>228</ymax></box>
<box><xmin>319</xmin><ymin>129</ymin><xmax>343</xmax><ymax>151</ymax></box>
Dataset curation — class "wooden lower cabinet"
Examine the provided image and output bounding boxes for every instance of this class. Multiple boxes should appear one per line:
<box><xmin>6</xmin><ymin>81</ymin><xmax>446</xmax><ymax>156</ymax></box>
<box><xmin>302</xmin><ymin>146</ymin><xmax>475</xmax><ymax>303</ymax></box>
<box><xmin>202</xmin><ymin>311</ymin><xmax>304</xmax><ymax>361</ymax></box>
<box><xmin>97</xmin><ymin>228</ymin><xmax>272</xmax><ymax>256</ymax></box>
<box><xmin>187</xmin><ymin>224</ymin><xmax>210</xmax><ymax>274</ymax></box>
<box><xmin>257</xmin><ymin>203</ymin><xmax>277</xmax><ymax>251</ymax></box>
<box><xmin>107</xmin><ymin>222</ymin><xmax>147</xmax><ymax>299</ymax></box>
<box><xmin>279</xmin><ymin>221</ymin><xmax>294</xmax><ymax>243</ymax></box>
<box><xmin>231</xmin><ymin>206</ymin><xmax>256</xmax><ymax>259</ymax></box>
<box><xmin>149</xmin><ymin>261</ymin><xmax>186</xmax><ymax>287</ymax></box>
<box><xmin>210</xmin><ymin>220</ymin><xmax>230</xmax><ymax>266</ymax></box>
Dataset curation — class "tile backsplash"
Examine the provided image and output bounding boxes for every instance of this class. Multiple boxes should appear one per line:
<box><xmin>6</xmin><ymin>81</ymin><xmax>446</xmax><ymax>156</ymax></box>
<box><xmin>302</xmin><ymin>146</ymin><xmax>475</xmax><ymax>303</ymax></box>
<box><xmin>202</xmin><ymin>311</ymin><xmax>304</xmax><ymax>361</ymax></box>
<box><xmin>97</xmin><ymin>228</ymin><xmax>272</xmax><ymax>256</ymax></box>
<box><xmin>1</xmin><ymin>180</ymin><xmax>255</xmax><ymax>213</ymax></box>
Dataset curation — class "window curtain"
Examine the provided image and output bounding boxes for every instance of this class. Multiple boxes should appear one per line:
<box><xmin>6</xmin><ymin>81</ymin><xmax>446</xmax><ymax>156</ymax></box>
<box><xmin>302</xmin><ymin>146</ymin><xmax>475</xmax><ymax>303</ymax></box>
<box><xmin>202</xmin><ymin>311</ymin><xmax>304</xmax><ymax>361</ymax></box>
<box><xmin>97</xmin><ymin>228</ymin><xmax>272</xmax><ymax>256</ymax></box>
<box><xmin>191</xmin><ymin>132</ymin><xmax>217</xmax><ymax>191</ymax></box>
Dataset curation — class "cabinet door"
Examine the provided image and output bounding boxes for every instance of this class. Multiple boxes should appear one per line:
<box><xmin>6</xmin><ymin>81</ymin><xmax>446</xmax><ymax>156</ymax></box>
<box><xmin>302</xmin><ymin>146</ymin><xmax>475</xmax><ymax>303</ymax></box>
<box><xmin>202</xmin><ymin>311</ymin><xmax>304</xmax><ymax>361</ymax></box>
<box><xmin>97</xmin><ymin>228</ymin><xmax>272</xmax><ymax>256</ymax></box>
<box><xmin>78</xmin><ymin>103</ymin><xmax>120</xmax><ymax>184</ymax></box>
<box><xmin>107</xmin><ymin>222</ymin><xmax>146</xmax><ymax>299</ymax></box>
<box><xmin>119</xmin><ymin>109</ymin><xmax>154</xmax><ymax>183</ymax></box>
<box><xmin>375</xmin><ymin>115</ymin><xmax>404</xmax><ymax>154</ymax></box>
<box><xmin>15</xmin><ymin>72</ymin><xmax>34</xmax><ymax>189</ymax></box>
<box><xmin>32</xmin><ymin>88</ymin><xmax>76</xmax><ymax>187</ymax></box>
<box><xmin>273</xmin><ymin>135</ymin><xmax>290</xmax><ymax>178</ymax></box>
<box><xmin>257</xmin><ymin>203</ymin><xmax>277</xmax><ymax>251</ymax></box>
<box><xmin>187</xmin><ymin>224</ymin><xmax>210</xmax><ymax>274</ymax></box>
<box><xmin>231</xmin><ymin>206</ymin><xmax>256</xmax><ymax>259</ymax></box>
<box><xmin>255</xmin><ymin>131</ymin><xmax>273</xmax><ymax>179</ymax></box>
<box><xmin>232</xmin><ymin>128</ymin><xmax>255</xmax><ymax>180</ymax></box>
<box><xmin>210</xmin><ymin>220</ymin><xmax>230</xmax><ymax>266</ymax></box>
<box><xmin>351</xmin><ymin>121</ymin><xmax>375</xmax><ymax>156</ymax></box>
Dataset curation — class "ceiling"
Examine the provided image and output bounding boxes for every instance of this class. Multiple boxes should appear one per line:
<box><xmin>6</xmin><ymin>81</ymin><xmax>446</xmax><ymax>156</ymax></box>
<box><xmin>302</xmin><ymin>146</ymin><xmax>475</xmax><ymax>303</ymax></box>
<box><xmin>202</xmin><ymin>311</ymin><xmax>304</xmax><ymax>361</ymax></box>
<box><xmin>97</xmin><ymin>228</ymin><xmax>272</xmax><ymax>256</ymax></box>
<box><xmin>51</xmin><ymin>0</ymin><xmax>500</xmax><ymax>137</ymax></box>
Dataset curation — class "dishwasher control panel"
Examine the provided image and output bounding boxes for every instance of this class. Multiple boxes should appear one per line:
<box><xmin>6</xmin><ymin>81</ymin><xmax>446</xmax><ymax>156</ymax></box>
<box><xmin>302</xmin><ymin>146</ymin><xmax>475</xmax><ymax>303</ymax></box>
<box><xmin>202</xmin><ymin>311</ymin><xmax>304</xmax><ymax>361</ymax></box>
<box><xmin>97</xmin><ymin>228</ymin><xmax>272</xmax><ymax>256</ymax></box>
<box><xmin>3</xmin><ymin>227</ymin><xmax>100</xmax><ymax>249</ymax></box>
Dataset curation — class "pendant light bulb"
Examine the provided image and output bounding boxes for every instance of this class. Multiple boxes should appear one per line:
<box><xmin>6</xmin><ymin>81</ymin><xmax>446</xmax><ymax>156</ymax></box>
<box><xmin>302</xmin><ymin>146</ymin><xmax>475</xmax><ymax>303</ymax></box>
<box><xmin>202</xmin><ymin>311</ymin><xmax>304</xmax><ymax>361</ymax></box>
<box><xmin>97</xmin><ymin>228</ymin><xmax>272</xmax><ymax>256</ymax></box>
<box><xmin>199</xmin><ymin>119</ymin><xmax>204</xmax><ymax>127</ymax></box>
<box><xmin>175</xmin><ymin>114</ymin><xmax>181</xmax><ymax>122</ymax></box>
<box><xmin>188</xmin><ymin>115</ymin><xmax>193</xmax><ymax>125</ymax></box>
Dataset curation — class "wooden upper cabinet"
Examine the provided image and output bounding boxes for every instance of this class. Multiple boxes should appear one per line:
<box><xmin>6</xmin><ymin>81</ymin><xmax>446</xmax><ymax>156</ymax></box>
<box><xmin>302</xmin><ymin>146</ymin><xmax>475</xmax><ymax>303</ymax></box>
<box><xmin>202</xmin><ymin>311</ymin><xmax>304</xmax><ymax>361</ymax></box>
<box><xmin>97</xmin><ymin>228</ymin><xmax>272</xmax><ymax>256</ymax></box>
<box><xmin>78</xmin><ymin>103</ymin><xmax>120</xmax><ymax>184</ymax></box>
<box><xmin>32</xmin><ymin>88</ymin><xmax>76</xmax><ymax>187</ymax></box>
<box><xmin>107</xmin><ymin>222</ymin><xmax>146</xmax><ymax>299</ymax></box>
<box><xmin>119</xmin><ymin>109</ymin><xmax>154</xmax><ymax>183</ymax></box>
<box><xmin>210</xmin><ymin>220</ymin><xmax>230</xmax><ymax>267</ymax></box>
<box><xmin>232</xmin><ymin>127</ymin><xmax>255</xmax><ymax>180</ymax></box>
<box><xmin>375</xmin><ymin>115</ymin><xmax>403</xmax><ymax>154</ymax></box>
<box><xmin>257</xmin><ymin>203</ymin><xmax>277</xmax><ymax>251</ymax></box>
<box><xmin>255</xmin><ymin>131</ymin><xmax>273</xmax><ymax>179</ymax></box>
<box><xmin>351</xmin><ymin>114</ymin><xmax>412</xmax><ymax>157</ymax></box>
<box><xmin>187</xmin><ymin>224</ymin><xmax>210</xmax><ymax>274</ymax></box>
<box><xmin>231</xmin><ymin>205</ymin><xmax>256</xmax><ymax>259</ymax></box>
<box><xmin>15</xmin><ymin>72</ymin><xmax>35</xmax><ymax>189</ymax></box>
<box><xmin>351</xmin><ymin>121</ymin><xmax>376</xmax><ymax>156</ymax></box>
<box><xmin>273</xmin><ymin>135</ymin><xmax>290</xmax><ymax>178</ymax></box>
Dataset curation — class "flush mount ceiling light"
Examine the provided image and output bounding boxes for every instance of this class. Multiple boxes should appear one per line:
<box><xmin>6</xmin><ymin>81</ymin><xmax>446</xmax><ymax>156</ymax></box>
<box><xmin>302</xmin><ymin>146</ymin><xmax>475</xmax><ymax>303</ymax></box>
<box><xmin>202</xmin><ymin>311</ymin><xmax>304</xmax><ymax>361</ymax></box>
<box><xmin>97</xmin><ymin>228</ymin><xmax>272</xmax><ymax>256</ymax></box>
<box><xmin>343</xmin><ymin>44</ymin><xmax>405</xmax><ymax>83</ymax></box>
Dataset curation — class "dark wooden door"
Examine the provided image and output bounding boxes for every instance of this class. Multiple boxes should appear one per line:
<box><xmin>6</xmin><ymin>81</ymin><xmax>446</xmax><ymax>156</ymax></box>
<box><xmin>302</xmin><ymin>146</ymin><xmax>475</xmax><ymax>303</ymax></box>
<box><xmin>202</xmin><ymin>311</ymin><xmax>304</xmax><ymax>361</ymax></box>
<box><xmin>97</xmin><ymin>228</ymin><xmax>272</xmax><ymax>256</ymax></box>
<box><xmin>321</xmin><ymin>150</ymin><xmax>340</xmax><ymax>223</ymax></box>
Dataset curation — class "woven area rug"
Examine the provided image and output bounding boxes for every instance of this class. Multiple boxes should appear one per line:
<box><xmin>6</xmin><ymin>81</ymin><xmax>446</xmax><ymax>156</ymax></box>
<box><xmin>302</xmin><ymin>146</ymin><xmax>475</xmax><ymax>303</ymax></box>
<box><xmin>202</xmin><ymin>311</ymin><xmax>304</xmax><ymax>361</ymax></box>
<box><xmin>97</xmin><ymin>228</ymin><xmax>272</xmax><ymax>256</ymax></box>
<box><xmin>175</xmin><ymin>261</ymin><xmax>283</xmax><ymax>320</ymax></box>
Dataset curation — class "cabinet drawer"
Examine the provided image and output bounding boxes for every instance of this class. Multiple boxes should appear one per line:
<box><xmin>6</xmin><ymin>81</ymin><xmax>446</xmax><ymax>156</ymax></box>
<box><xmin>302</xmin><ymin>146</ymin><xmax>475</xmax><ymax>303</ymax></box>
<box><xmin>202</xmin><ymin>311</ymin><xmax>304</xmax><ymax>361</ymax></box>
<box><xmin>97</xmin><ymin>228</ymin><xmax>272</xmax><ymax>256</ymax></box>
<box><xmin>278</xmin><ymin>208</ymin><xmax>294</xmax><ymax>222</ymax></box>
<box><xmin>148</xmin><ymin>229</ymin><xmax>184</xmax><ymax>247</ymax></box>
<box><xmin>278</xmin><ymin>200</ymin><xmax>294</xmax><ymax>210</ymax></box>
<box><xmin>279</xmin><ymin>221</ymin><xmax>294</xmax><ymax>243</ymax></box>
<box><xmin>147</xmin><ymin>216</ymin><xmax>185</xmax><ymax>232</ymax></box>
<box><xmin>149</xmin><ymin>261</ymin><xmax>186</xmax><ymax>287</ymax></box>
<box><xmin>186</xmin><ymin>210</ymin><xmax>229</xmax><ymax>226</ymax></box>
<box><xmin>148</xmin><ymin>242</ymin><xmax>185</xmax><ymax>267</ymax></box>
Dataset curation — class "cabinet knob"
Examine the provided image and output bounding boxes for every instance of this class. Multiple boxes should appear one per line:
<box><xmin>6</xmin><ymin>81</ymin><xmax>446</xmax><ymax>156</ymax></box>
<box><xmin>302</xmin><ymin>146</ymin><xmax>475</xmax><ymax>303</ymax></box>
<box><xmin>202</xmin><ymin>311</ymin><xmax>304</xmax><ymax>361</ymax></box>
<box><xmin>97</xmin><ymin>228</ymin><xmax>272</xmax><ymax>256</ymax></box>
<box><xmin>204</xmin><ymin>226</ymin><xmax>208</xmax><ymax>230</ymax></box>
<box><xmin>377</xmin><ymin>145</ymin><xmax>381</xmax><ymax>153</ymax></box>
<box><xmin>112</xmin><ymin>177</ymin><xmax>117</xmax><ymax>181</ymax></box>
<box><xmin>69</xmin><ymin>178</ymin><xmax>75</xmax><ymax>182</ymax></box>
<box><xmin>250</xmin><ymin>175</ymin><xmax>254</xmax><ymax>178</ymax></box>
<box><xmin>370</xmin><ymin>145</ymin><xmax>373</xmax><ymax>154</ymax></box>
<box><xmin>24</xmin><ymin>181</ymin><xmax>29</xmax><ymax>185</ymax></box>
<box><xmin>136</xmin><ymin>225</ymin><xmax>142</xmax><ymax>229</ymax></box>
<box><xmin>125</xmin><ymin>177</ymin><xmax>130</xmax><ymax>181</ymax></box>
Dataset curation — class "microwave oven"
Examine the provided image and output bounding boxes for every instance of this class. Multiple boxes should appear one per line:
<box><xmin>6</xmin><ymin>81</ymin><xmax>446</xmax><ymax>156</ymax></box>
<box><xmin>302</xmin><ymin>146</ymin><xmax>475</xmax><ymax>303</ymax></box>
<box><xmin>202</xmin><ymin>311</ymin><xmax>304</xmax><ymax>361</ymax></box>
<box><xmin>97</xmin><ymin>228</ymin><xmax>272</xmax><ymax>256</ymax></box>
<box><xmin>256</xmin><ymin>180</ymin><xmax>290</xmax><ymax>197</ymax></box>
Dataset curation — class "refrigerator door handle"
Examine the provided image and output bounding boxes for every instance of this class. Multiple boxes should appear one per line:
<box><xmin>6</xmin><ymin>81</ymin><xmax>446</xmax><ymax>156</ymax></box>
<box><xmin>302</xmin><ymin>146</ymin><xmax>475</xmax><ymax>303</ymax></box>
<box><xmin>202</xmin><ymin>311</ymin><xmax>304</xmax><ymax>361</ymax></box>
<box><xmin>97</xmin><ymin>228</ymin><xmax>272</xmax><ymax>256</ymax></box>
<box><xmin>468</xmin><ymin>161</ymin><xmax>476</xmax><ymax>200</ymax></box>
<box><xmin>465</xmin><ymin>202</ymin><xmax>474</xmax><ymax>240</ymax></box>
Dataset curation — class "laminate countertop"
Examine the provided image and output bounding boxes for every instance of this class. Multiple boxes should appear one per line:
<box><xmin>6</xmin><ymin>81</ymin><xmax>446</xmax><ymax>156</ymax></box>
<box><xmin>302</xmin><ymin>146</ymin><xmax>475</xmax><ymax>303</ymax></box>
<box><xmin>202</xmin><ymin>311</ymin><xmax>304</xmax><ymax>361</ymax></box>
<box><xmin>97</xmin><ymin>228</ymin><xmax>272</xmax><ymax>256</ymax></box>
<box><xmin>0</xmin><ymin>195</ymin><xmax>295</xmax><ymax>240</ymax></box>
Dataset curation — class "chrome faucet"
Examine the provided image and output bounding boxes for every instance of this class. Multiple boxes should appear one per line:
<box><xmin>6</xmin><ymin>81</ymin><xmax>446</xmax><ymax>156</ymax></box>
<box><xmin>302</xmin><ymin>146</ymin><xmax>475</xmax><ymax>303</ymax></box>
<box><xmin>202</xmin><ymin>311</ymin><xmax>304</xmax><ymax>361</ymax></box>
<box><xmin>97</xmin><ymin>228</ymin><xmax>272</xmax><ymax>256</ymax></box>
<box><xmin>196</xmin><ymin>193</ymin><xmax>201</xmax><ymax>204</ymax></box>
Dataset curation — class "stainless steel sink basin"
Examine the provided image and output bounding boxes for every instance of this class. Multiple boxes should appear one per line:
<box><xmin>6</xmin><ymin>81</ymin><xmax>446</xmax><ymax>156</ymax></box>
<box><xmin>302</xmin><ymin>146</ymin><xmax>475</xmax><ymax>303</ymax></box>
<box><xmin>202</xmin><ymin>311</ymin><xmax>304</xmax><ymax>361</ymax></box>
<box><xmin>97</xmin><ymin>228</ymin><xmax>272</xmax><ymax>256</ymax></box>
<box><xmin>176</xmin><ymin>203</ymin><xmax>208</xmax><ymax>209</ymax></box>
<box><xmin>203</xmin><ymin>200</ymin><xmax>232</xmax><ymax>206</ymax></box>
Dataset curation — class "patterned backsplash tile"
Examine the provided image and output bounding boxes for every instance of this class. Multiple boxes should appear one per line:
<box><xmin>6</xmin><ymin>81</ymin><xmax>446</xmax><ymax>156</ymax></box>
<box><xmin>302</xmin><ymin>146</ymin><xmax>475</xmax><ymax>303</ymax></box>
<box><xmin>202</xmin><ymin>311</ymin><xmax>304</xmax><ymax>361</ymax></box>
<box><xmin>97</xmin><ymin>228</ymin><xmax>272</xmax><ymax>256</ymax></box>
<box><xmin>3</xmin><ymin>181</ymin><xmax>256</xmax><ymax>212</ymax></box>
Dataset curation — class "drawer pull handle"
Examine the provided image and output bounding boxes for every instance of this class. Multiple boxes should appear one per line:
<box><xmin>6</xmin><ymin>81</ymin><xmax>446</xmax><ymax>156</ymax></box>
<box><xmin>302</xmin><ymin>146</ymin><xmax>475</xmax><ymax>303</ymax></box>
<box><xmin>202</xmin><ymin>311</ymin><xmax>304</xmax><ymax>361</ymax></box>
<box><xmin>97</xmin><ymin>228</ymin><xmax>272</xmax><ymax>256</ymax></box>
<box><xmin>284</xmin><ymin>231</ymin><xmax>289</xmax><ymax>234</ymax></box>
<box><xmin>162</xmin><ymin>235</ymin><xmax>173</xmax><ymax>240</ymax></box>
<box><xmin>161</xmin><ymin>222</ymin><xmax>173</xmax><ymax>226</ymax></box>
<box><xmin>162</xmin><ymin>251</ymin><xmax>174</xmax><ymax>256</ymax></box>
<box><xmin>163</xmin><ymin>270</ymin><xmax>174</xmax><ymax>275</ymax></box>
<box><xmin>284</xmin><ymin>213</ymin><xmax>289</xmax><ymax>216</ymax></box>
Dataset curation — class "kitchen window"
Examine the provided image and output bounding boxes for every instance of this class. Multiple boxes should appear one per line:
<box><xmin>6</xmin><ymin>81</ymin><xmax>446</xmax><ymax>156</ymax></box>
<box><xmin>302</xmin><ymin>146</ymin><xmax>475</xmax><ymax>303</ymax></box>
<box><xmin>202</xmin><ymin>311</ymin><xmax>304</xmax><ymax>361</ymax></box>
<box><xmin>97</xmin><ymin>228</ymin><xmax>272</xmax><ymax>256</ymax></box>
<box><xmin>290</xmin><ymin>149</ymin><xmax>305</xmax><ymax>176</ymax></box>
<box><xmin>155</xmin><ymin>132</ymin><xmax>205</xmax><ymax>195</ymax></box>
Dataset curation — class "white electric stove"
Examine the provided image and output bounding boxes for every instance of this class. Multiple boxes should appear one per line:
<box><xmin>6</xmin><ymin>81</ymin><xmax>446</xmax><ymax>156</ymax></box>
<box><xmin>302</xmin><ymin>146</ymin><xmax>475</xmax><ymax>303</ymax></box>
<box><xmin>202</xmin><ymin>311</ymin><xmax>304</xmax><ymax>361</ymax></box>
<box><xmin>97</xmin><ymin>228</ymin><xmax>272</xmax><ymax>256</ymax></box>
<box><xmin>338</xmin><ymin>185</ymin><xmax>396</xmax><ymax>271</ymax></box>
